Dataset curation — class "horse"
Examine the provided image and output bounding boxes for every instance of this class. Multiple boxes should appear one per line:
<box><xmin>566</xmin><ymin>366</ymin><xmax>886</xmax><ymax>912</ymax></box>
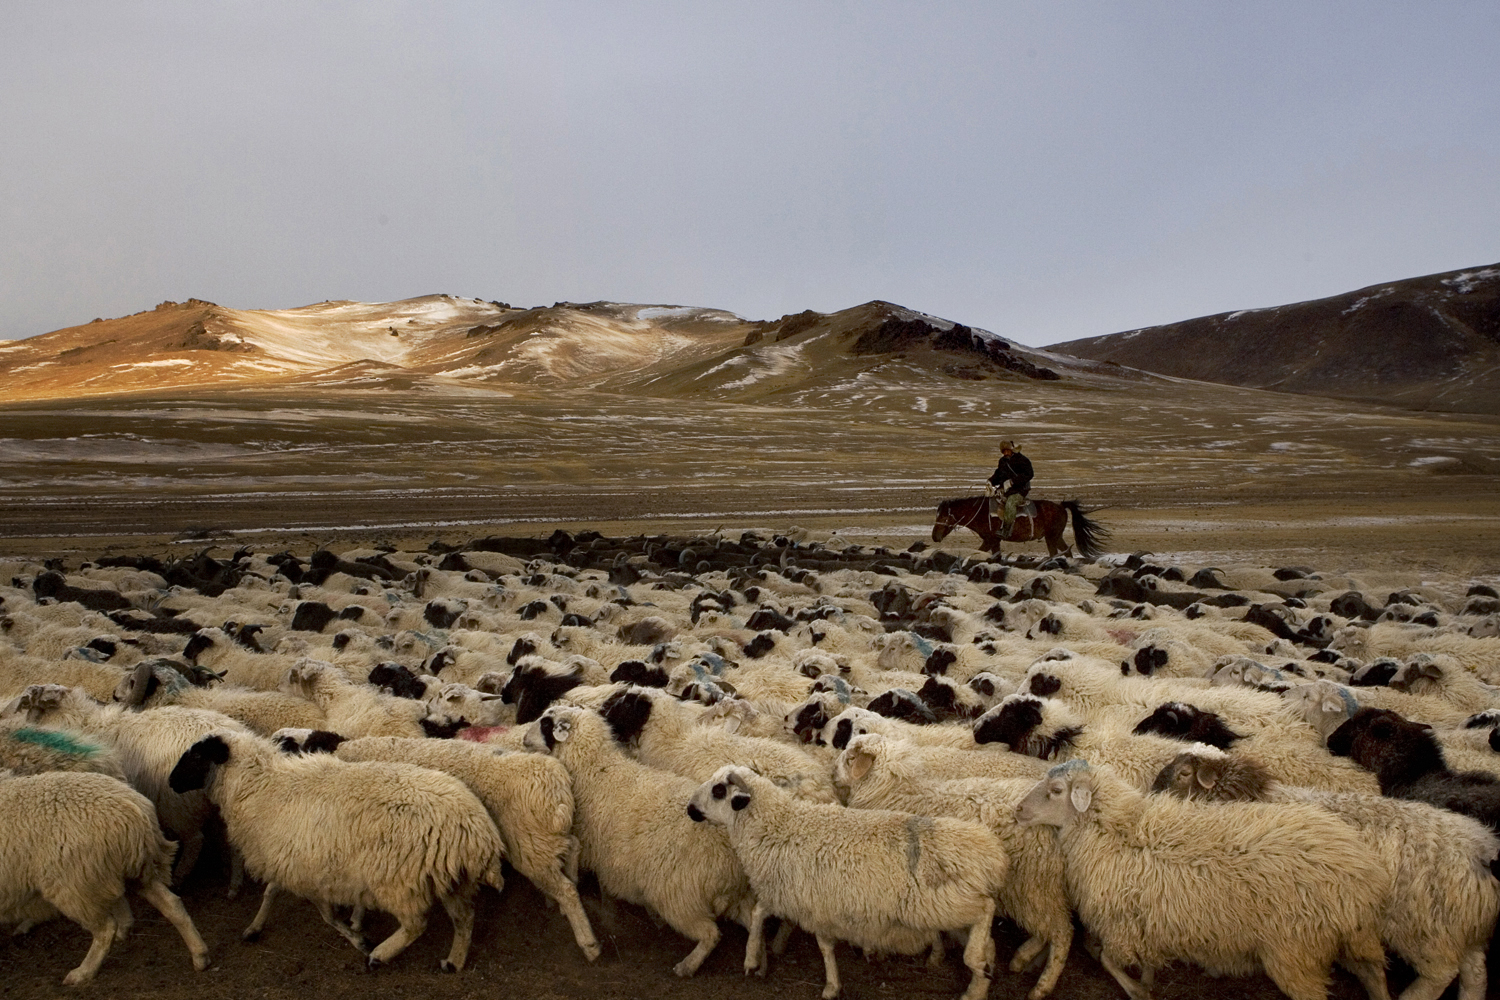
<box><xmin>931</xmin><ymin>496</ymin><xmax>1109</xmax><ymax>558</ymax></box>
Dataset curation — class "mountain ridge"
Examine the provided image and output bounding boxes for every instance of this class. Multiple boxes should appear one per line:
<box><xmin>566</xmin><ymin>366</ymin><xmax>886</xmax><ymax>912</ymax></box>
<box><xmin>1047</xmin><ymin>263</ymin><xmax>1500</xmax><ymax>414</ymax></box>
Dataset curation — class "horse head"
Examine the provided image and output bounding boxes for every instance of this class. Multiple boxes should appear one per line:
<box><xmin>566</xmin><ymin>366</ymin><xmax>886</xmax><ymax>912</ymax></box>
<box><xmin>931</xmin><ymin>500</ymin><xmax>957</xmax><ymax>542</ymax></box>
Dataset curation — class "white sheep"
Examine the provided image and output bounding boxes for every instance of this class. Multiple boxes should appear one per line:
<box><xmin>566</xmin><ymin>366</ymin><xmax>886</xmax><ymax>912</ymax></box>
<box><xmin>0</xmin><ymin>769</ymin><xmax>210</xmax><ymax>984</ymax></box>
<box><xmin>973</xmin><ymin>693</ymin><xmax>1213</xmax><ymax>789</ymax></box>
<box><xmin>1015</xmin><ymin>760</ymin><xmax>1392</xmax><ymax>1000</ymax></box>
<box><xmin>3</xmin><ymin>683</ymin><xmax>253</xmax><ymax>882</ymax></box>
<box><xmin>1388</xmin><ymin>654</ymin><xmax>1500</xmax><ymax>714</ymax></box>
<box><xmin>167</xmin><ymin>728</ymin><xmax>503</xmax><ymax>971</ymax></box>
<box><xmin>114</xmin><ymin>660</ymin><xmax>328</xmax><ymax>736</ymax></box>
<box><xmin>522</xmin><ymin>704</ymin><xmax>755</xmax><ymax>976</ymax></box>
<box><xmin>834</xmin><ymin>733</ymin><xmax>1071</xmax><ymax>1000</ymax></box>
<box><xmin>0</xmin><ymin>646</ymin><xmax>126</xmax><ymax>702</ymax></box>
<box><xmin>1153</xmin><ymin>750</ymin><xmax>1500</xmax><ymax>1000</ymax></box>
<box><xmin>279</xmin><ymin>658</ymin><xmax>425</xmax><ymax>738</ymax></box>
<box><xmin>601</xmin><ymin>686</ymin><xmax>839</xmax><ymax>803</ymax></box>
<box><xmin>315</xmin><ymin>734</ymin><xmax>600</xmax><ymax>962</ymax></box>
<box><xmin>687</xmin><ymin>764</ymin><xmax>1006</xmax><ymax>1000</ymax></box>
<box><xmin>0</xmin><ymin>716</ymin><xmax>125</xmax><ymax>780</ymax></box>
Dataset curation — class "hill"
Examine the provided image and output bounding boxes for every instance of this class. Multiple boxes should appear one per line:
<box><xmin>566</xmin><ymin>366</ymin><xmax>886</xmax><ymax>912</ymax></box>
<box><xmin>0</xmin><ymin>296</ymin><xmax>1095</xmax><ymax>403</ymax></box>
<box><xmin>1048</xmin><ymin>264</ymin><xmax>1500</xmax><ymax>414</ymax></box>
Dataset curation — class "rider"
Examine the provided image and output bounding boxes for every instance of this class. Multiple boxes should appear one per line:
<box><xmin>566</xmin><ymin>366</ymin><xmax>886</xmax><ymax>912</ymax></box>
<box><xmin>988</xmin><ymin>439</ymin><xmax>1033</xmax><ymax>536</ymax></box>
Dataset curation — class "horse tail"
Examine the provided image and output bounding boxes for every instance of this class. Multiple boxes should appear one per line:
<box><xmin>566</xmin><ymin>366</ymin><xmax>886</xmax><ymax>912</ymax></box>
<box><xmin>1064</xmin><ymin>500</ymin><xmax>1110</xmax><ymax>559</ymax></box>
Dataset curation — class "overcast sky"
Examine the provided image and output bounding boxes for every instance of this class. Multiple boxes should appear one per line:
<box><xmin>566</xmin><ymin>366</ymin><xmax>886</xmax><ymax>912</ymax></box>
<box><xmin>2</xmin><ymin>2</ymin><xmax>1497</xmax><ymax>347</ymax></box>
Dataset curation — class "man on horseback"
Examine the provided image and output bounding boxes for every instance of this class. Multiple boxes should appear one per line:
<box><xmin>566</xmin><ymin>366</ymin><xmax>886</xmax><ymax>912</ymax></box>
<box><xmin>988</xmin><ymin>439</ymin><xmax>1033</xmax><ymax>537</ymax></box>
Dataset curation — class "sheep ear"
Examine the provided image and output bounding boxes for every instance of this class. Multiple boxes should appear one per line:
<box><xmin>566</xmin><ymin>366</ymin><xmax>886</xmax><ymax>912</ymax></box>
<box><xmin>552</xmin><ymin>717</ymin><xmax>571</xmax><ymax>742</ymax></box>
<box><xmin>721</xmin><ymin>714</ymin><xmax>742</xmax><ymax>735</ymax></box>
<box><xmin>1195</xmin><ymin>762</ymin><xmax>1219</xmax><ymax>791</ymax></box>
<box><xmin>727</xmin><ymin>769</ymin><xmax>752</xmax><ymax>792</ymax></box>
<box><xmin>1069</xmin><ymin>783</ymin><xmax>1092</xmax><ymax>813</ymax></box>
<box><xmin>846</xmin><ymin>749</ymin><xmax>875</xmax><ymax>781</ymax></box>
<box><xmin>1415</xmin><ymin>661</ymin><xmax>1442</xmax><ymax>681</ymax></box>
<box><xmin>730</xmin><ymin>793</ymin><xmax>751</xmax><ymax>811</ymax></box>
<box><xmin>1319</xmin><ymin>694</ymin><xmax>1344</xmax><ymax>715</ymax></box>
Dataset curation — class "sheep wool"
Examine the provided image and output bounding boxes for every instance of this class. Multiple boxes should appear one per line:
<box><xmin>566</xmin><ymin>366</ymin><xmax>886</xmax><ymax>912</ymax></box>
<box><xmin>688</xmin><ymin>764</ymin><xmax>1006</xmax><ymax>1000</ymax></box>
<box><xmin>0</xmin><ymin>770</ymin><xmax>210</xmax><ymax>984</ymax></box>
<box><xmin>1016</xmin><ymin>761</ymin><xmax>1391</xmax><ymax>1000</ymax></box>
<box><xmin>168</xmin><ymin>729</ymin><xmax>502</xmax><ymax>971</ymax></box>
<box><xmin>328</xmin><ymin>735</ymin><xmax>599</xmax><ymax>962</ymax></box>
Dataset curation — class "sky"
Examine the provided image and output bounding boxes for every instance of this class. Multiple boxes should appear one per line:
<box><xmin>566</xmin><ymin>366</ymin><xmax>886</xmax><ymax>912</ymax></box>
<box><xmin>2</xmin><ymin>2</ymin><xmax>1497</xmax><ymax>347</ymax></box>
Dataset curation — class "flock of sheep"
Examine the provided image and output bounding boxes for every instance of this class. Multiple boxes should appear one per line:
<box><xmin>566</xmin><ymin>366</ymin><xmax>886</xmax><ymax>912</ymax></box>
<box><xmin>2</xmin><ymin>527</ymin><xmax>1499</xmax><ymax>999</ymax></box>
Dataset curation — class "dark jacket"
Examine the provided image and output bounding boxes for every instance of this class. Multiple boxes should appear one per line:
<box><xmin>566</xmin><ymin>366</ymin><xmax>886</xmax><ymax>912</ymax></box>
<box><xmin>988</xmin><ymin>452</ymin><xmax>1033</xmax><ymax>496</ymax></box>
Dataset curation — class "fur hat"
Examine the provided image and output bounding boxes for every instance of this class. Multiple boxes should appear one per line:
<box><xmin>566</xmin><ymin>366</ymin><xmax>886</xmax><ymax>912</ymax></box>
<box><xmin>998</xmin><ymin>440</ymin><xmax>1017</xmax><ymax>451</ymax></box>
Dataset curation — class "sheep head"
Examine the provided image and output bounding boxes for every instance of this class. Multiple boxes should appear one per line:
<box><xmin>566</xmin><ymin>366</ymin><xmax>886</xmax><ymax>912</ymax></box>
<box><xmin>168</xmin><ymin>734</ymin><xmax>231</xmax><ymax>792</ymax></box>
<box><xmin>1015</xmin><ymin>760</ymin><xmax>1094</xmax><ymax>828</ymax></box>
<box><xmin>686</xmin><ymin>765</ymin><xmax>754</xmax><ymax>825</ymax></box>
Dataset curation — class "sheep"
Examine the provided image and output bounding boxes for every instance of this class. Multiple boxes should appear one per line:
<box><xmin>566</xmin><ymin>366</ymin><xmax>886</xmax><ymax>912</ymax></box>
<box><xmin>1153</xmin><ymin>750</ymin><xmax>1500</xmax><ymax>1000</ymax></box>
<box><xmin>3</xmin><ymin>683</ymin><xmax>252</xmax><ymax>882</ymax></box>
<box><xmin>114</xmin><ymin>659</ymin><xmax>328</xmax><ymax>736</ymax></box>
<box><xmin>823</xmin><ymin>705</ymin><xmax>982</xmax><ymax>751</ymax></box>
<box><xmin>0</xmin><ymin>770</ymin><xmax>211</xmax><ymax>984</ymax></box>
<box><xmin>181</xmin><ymin>627</ymin><xmax>308</xmax><ymax>692</ymax></box>
<box><xmin>0</xmin><ymin>647</ymin><xmax>126</xmax><ymax>702</ymax></box>
<box><xmin>503</xmin><ymin>655</ymin><xmax>611</xmax><ymax>723</ymax></box>
<box><xmin>972</xmin><ymin>694</ymin><xmax>1209</xmax><ymax>788</ymax></box>
<box><xmin>522</xmin><ymin>704</ymin><xmax>755</xmax><ymax>976</ymax></box>
<box><xmin>168</xmin><ymin>729</ymin><xmax>503</xmax><ymax>971</ymax></box>
<box><xmin>599</xmin><ymin>686</ymin><xmax>838</xmax><ymax>803</ymax></box>
<box><xmin>687</xmin><ymin>764</ymin><xmax>1006</xmax><ymax>1000</ymax></box>
<box><xmin>1327</xmin><ymin>707</ymin><xmax>1500</xmax><ymax>836</ymax></box>
<box><xmin>1388</xmin><ymin>655</ymin><xmax>1500</xmax><ymax>714</ymax></box>
<box><xmin>292</xmin><ymin>734</ymin><xmax>600</xmax><ymax>963</ymax></box>
<box><xmin>834</xmin><ymin>733</ymin><xmax>1071</xmax><ymax>999</ymax></box>
<box><xmin>0</xmin><ymin>716</ymin><xmax>126</xmax><ymax>780</ymax></box>
<box><xmin>278</xmin><ymin>659</ymin><xmax>425</xmax><ymax>738</ymax></box>
<box><xmin>1015</xmin><ymin>760</ymin><xmax>1392</xmax><ymax>1000</ymax></box>
<box><xmin>423</xmin><ymin>680</ymin><xmax>515</xmax><ymax>731</ymax></box>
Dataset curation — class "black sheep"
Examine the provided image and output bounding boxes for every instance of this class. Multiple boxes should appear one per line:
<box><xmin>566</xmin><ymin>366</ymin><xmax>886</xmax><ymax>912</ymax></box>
<box><xmin>1327</xmin><ymin>707</ymin><xmax>1500</xmax><ymax>837</ymax></box>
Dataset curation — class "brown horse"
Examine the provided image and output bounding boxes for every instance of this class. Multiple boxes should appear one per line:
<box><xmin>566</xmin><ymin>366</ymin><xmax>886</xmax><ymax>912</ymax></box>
<box><xmin>931</xmin><ymin>496</ymin><xmax>1109</xmax><ymax>558</ymax></box>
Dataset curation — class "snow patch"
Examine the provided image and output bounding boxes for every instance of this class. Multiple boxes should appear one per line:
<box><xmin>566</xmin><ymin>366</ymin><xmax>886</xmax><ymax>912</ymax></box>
<box><xmin>1410</xmin><ymin>455</ymin><xmax>1461</xmax><ymax>467</ymax></box>
<box><xmin>1442</xmin><ymin>268</ymin><xmax>1500</xmax><ymax>294</ymax></box>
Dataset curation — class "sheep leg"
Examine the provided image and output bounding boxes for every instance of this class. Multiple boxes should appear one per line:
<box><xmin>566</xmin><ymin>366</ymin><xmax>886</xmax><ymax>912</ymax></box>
<box><xmin>959</xmin><ymin>904</ymin><xmax>996</xmax><ymax>1000</ymax></box>
<box><xmin>350</xmin><ymin>905</ymin><xmax>366</xmax><ymax>933</ymax></box>
<box><xmin>1456</xmin><ymin>945</ymin><xmax>1487</xmax><ymax>1000</ymax></box>
<box><xmin>928</xmin><ymin>932</ymin><xmax>947</xmax><ymax>968</ymax></box>
<box><xmin>366</xmin><ymin>909</ymin><xmax>428</xmax><ymax>968</ymax></box>
<box><xmin>242</xmin><ymin>883</ymin><xmax>278</xmax><ymax>942</ymax></box>
<box><xmin>1397</xmin><ymin>971</ymin><xmax>1457</xmax><ymax>1000</ymax></box>
<box><xmin>769</xmin><ymin>918</ymin><xmax>794</xmax><ymax>955</ymax></box>
<box><xmin>816</xmin><ymin>933</ymin><xmax>842</xmax><ymax>999</ymax></box>
<box><xmin>1097</xmin><ymin>951</ymin><xmax>1150</xmax><ymax>1000</ymax></box>
<box><xmin>312</xmin><ymin>899</ymin><xmax>374</xmax><ymax>956</ymax></box>
<box><xmin>1010</xmin><ymin>934</ymin><xmax>1046</xmax><ymax>972</ymax></box>
<box><xmin>1261</xmin><ymin>951</ymin><xmax>1334</xmax><ymax>1000</ymax></box>
<box><xmin>1338</xmin><ymin>938</ymin><xmax>1392</xmax><ymax>1000</ymax></box>
<box><xmin>137</xmin><ymin>880</ymin><xmax>211</xmax><ymax>972</ymax></box>
<box><xmin>1026</xmin><ymin>924</ymin><xmax>1072</xmax><ymax>1000</ymax></box>
<box><xmin>564</xmin><ymin>836</ymin><xmax>581</xmax><ymax>883</ymax></box>
<box><xmin>170</xmin><ymin>830</ymin><xmax>204</xmax><ymax>885</ymax></box>
<box><xmin>111</xmin><ymin>896</ymin><xmax>134</xmax><ymax>943</ymax></box>
<box><xmin>744</xmin><ymin>901</ymin><xmax>768</xmax><ymax>976</ymax></box>
<box><xmin>436</xmin><ymin>885</ymin><xmax>477</xmax><ymax>973</ymax></box>
<box><xmin>671</xmin><ymin>917</ymin><xmax>721</xmax><ymax>977</ymax></box>
<box><xmin>531</xmin><ymin>866</ymin><xmax>599</xmax><ymax>962</ymax></box>
<box><xmin>60</xmin><ymin>909</ymin><xmax>117</xmax><ymax>986</ymax></box>
<box><xmin>226</xmin><ymin>849</ymin><xmax>246</xmax><ymax>900</ymax></box>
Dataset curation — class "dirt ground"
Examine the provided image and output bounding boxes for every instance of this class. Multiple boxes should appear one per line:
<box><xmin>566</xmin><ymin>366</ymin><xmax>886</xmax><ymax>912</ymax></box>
<box><xmin>0</xmin><ymin>835</ymin><xmax>1428</xmax><ymax>1000</ymax></box>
